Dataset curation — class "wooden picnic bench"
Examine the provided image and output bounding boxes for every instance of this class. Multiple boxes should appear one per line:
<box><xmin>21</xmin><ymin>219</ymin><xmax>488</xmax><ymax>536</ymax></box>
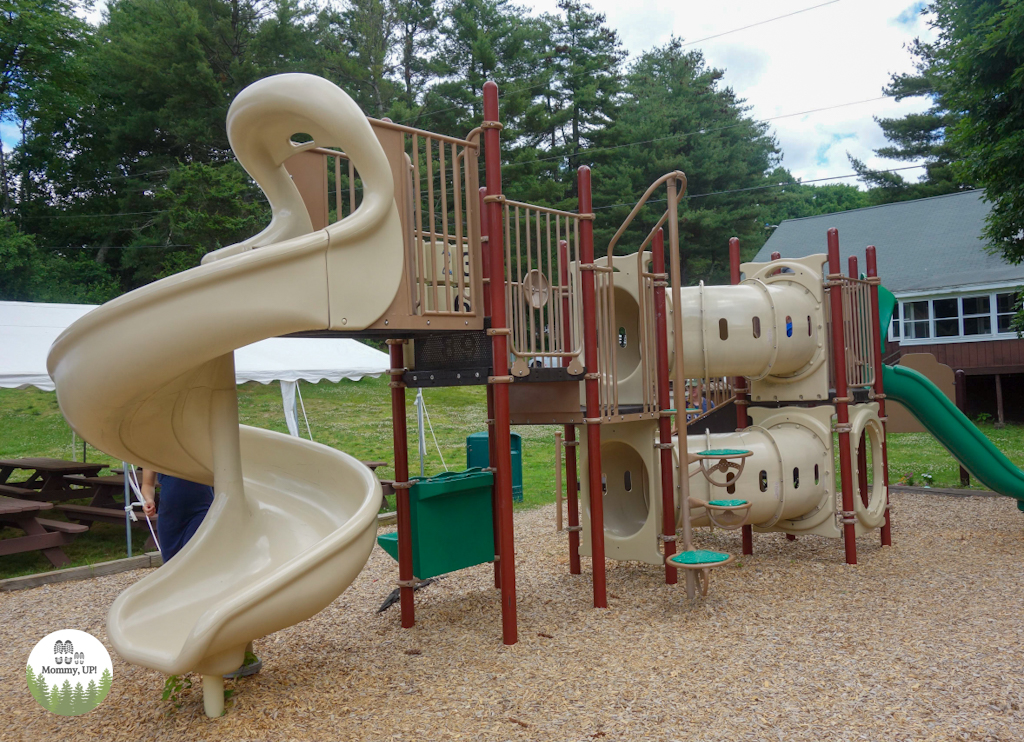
<box><xmin>0</xmin><ymin>495</ymin><xmax>88</xmax><ymax>567</ymax></box>
<box><xmin>55</xmin><ymin>474</ymin><xmax>158</xmax><ymax>549</ymax></box>
<box><xmin>0</xmin><ymin>458</ymin><xmax>106</xmax><ymax>502</ymax></box>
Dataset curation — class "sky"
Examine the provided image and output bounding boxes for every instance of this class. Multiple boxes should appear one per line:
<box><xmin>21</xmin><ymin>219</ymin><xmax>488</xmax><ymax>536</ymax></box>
<box><xmin>10</xmin><ymin>0</ymin><xmax>936</xmax><ymax>190</ymax></box>
<box><xmin>524</xmin><ymin>0</ymin><xmax>936</xmax><ymax>186</ymax></box>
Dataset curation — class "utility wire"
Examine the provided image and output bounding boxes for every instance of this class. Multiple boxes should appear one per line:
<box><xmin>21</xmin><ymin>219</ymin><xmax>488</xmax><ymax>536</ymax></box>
<box><xmin>589</xmin><ymin>164</ymin><xmax>929</xmax><ymax>211</ymax></box>
<box><xmin>680</xmin><ymin>0</ymin><xmax>840</xmax><ymax>48</ymax></box>
<box><xmin>21</xmin><ymin>210</ymin><xmax>168</xmax><ymax>220</ymax></box>
<box><xmin>397</xmin><ymin>0</ymin><xmax>842</xmax><ymax>126</ymax></box>
<box><xmin>505</xmin><ymin>95</ymin><xmax>888</xmax><ymax>169</ymax></box>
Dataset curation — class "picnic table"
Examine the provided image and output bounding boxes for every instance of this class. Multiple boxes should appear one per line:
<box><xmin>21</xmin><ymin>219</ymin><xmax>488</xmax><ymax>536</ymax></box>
<box><xmin>0</xmin><ymin>494</ymin><xmax>88</xmax><ymax>567</ymax></box>
<box><xmin>0</xmin><ymin>458</ymin><xmax>106</xmax><ymax>502</ymax></box>
<box><xmin>56</xmin><ymin>474</ymin><xmax>158</xmax><ymax>550</ymax></box>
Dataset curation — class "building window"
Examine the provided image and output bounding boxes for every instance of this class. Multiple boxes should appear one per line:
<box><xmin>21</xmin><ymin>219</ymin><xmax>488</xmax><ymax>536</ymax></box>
<box><xmin>997</xmin><ymin>292</ymin><xmax>1017</xmax><ymax>333</ymax></box>
<box><xmin>963</xmin><ymin>295</ymin><xmax>991</xmax><ymax>335</ymax></box>
<box><xmin>897</xmin><ymin>290</ymin><xmax>1019</xmax><ymax>343</ymax></box>
<box><xmin>933</xmin><ymin>298</ymin><xmax>959</xmax><ymax>337</ymax></box>
<box><xmin>904</xmin><ymin>300</ymin><xmax>930</xmax><ymax>339</ymax></box>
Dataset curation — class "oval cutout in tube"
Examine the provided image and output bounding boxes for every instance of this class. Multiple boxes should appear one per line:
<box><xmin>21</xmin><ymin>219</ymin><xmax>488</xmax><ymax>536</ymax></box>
<box><xmin>753</xmin><ymin>316</ymin><xmax>761</xmax><ymax>338</ymax></box>
<box><xmin>719</xmin><ymin>318</ymin><xmax>729</xmax><ymax>340</ymax></box>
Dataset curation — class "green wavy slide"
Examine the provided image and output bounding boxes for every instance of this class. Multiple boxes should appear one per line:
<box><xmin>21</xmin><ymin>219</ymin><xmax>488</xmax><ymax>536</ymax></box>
<box><xmin>874</xmin><ymin>283</ymin><xmax>1024</xmax><ymax>510</ymax></box>
<box><xmin>882</xmin><ymin>364</ymin><xmax>1024</xmax><ymax>510</ymax></box>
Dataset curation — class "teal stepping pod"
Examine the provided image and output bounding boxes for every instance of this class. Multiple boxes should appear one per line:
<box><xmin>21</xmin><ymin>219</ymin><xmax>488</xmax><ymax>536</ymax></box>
<box><xmin>668</xmin><ymin>549</ymin><xmax>731</xmax><ymax>566</ymax></box>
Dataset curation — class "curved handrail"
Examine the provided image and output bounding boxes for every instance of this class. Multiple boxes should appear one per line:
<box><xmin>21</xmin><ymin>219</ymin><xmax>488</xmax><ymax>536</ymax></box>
<box><xmin>606</xmin><ymin>170</ymin><xmax>687</xmax><ymax>256</ymax></box>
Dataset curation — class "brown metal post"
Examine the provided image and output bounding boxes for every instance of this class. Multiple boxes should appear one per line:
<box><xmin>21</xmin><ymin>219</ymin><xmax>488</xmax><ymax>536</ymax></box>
<box><xmin>770</xmin><ymin>251</ymin><xmax>781</xmax><ymax>260</ymax></box>
<box><xmin>995</xmin><ymin>374</ymin><xmax>1005</xmax><ymax>426</ymax></box>
<box><xmin>388</xmin><ymin>340</ymin><xmax>415</xmax><ymax>627</ymax></box>
<box><xmin>560</xmin><ymin>240</ymin><xmax>582</xmax><ymax>575</ymax></box>
<box><xmin>483</xmin><ymin>81</ymin><xmax>518</xmax><ymax>644</ymax></box>
<box><xmin>578</xmin><ymin>165</ymin><xmax>607</xmax><ymax>609</ymax></box>
<box><xmin>866</xmin><ymin>245</ymin><xmax>892</xmax><ymax>546</ymax></box>
<box><xmin>829</xmin><ymin>229</ymin><xmax>857</xmax><ymax>565</ymax></box>
<box><xmin>653</xmin><ymin>230</ymin><xmax>677</xmax><ymax>584</ymax></box>
<box><xmin>480</xmin><ymin>187</ymin><xmax>501</xmax><ymax>589</ymax></box>
<box><xmin>730</xmin><ymin>237</ymin><xmax>753</xmax><ymax>556</ymax></box>
<box><xmin>955</xmin><ymin>369</ymin><xmax>970</xmax><ymax>487</ymax></box>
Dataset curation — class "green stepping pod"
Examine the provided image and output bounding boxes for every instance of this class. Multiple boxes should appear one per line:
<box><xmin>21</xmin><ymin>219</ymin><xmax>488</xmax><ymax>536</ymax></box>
<box><xmin>668</xmin><ymin>549</ymin><xmax>731</xmax><ymax>566</ymax></box>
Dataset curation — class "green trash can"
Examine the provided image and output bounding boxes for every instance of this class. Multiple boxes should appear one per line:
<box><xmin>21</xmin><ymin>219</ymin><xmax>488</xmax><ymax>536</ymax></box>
<box><xmin>466</xmin><ymin>431</ymin><xmax>523</xmax><ymax>502</ymax></box>
<box><xmin>377</xmin><ymin>468</ymin><xmax>495</xmax><ymax>579</ymax></box>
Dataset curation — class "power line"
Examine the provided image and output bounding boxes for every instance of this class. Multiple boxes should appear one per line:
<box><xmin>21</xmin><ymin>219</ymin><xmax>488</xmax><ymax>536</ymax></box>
<box><xmin>589</xmin><ymin>164</ymin><xmax>929</xmax><ymax>211</ymax></box>
<box><xmin>37</xmin><ymin>243</ymin><xmax>194</xmax><ymax>249</ymax></box>
<box><xmin>21</xmin><ymin>210</ymin><xmax>167</xmax><ymax>220</ymax></box>
<box><xmin>505</xmin><ymin>95</ymin><xmax>888</xmax><ymax>169</ymax></box>
<box><xmin>397</xmin><ymin>0</ymin><xmax>842</xmax><ymax>127</ymax></box>
<box><xmin>680</xmin><ymin>0</ymin><xmax>840</xmax><ymax>48</ymax></box>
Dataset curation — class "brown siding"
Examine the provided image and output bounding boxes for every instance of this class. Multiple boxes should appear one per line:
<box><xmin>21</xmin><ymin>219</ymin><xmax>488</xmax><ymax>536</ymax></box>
<box><xmin>889</xmin><ymin>338</ymin><xmax>1024</xmax><ymax>374</ymax></box>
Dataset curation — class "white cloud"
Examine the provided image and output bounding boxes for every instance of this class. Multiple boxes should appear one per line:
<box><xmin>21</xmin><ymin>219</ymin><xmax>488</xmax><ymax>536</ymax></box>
<box><xmin>525</xmin><ymin>0</ymin><xmax>937</xmax><ymax>187</ymax></box>
<box><xmin>0</xmin><ymin>120</ymin><xmax>19</xmax><ymax>150</ymax></box>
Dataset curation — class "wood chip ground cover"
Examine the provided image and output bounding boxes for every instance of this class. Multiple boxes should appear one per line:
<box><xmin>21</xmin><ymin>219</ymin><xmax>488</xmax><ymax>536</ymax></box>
<box><xmin>1</xmin><ymin>492</ymin><xmax>1022</xmax><ymax>741</ymax></box>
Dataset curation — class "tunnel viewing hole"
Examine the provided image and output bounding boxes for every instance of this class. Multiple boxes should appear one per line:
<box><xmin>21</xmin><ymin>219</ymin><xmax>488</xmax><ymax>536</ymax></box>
<box><xmin>612</xmin><ymin>286</ymin><xmax>642</xmax><ymax>379</ymax></box>
<box><xmin>600</xmin><ymin>441</ymin><xmax>649</xmax><ymax>538</ymax></box>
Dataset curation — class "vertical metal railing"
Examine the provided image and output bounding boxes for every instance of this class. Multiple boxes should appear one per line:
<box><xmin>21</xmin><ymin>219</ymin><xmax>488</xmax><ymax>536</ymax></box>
<box><xmin>501</xmin><ymin>201</ymin><xmax>586</xmax><ymax>375</ymax></box>
<box><xmin>824</xmin><ymin>275</ymin><xmax>876</xmax><ymax>390</ymax></box>
<box><xmin>302</xmin><ymin>120</ymin><xmax>483</xmax><ymax>322</ymax></box>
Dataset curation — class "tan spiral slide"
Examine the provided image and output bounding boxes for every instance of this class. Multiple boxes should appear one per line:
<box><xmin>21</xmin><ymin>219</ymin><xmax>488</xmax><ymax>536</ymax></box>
<box><xmin>47</xmin><ymin>74</ymin><xmax>403</xmax><ymax>716</ymax></box>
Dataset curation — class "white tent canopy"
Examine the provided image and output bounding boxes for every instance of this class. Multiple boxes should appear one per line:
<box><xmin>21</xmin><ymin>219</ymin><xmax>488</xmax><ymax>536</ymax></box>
<box><xmin>0</xmin><ymin>300</ymin><xmax>389</xmax><ymax>435</ymax></box>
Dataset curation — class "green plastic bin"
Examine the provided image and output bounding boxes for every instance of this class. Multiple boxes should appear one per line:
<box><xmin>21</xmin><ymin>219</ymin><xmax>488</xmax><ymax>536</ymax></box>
<box><xmin>466</xmin><ymin>431</ymin><xmax>523</xmax><ymax>502</ymax></box>
<box><xmin>377</xmin><ymin>467</ymin><xmax>495</xmax><ymax>579</ymax></box>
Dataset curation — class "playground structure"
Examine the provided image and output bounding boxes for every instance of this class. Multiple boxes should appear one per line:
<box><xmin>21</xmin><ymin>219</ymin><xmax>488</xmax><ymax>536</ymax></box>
<box><xmin>45</xmin><ymin>73</ymin><xmax>1024</xmax><ymax>718</ymax></box>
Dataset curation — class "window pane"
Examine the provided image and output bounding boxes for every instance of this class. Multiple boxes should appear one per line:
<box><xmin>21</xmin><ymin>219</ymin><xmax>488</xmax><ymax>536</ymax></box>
<box><xmin>999</xmin><ymin>314</ymin><xmax>1013</xmax><ymax>333</ymax></box>
<box><xmin>935</xmin><ymin>319</ymin><xmax>959</xmax><ymax>337</ymax></box>
<box><xmin>904</xmin><ymin>301</ymin><xmax>929</xmax><ymax>322</ymax></box>
<box><xmin>963</xmin><ymin>295</ymin><xmax>990</xmax><ymax>316</ymax></box>
<box><xmin>890</xmin><ymin>318</ymin><xmax>901</xmax><ymax>338</ymax></box>
<box><xmin>934</xmin><ymin>298</ymin><xmax>958</xmax><ymax>319</ymax></box>
<box><xmin>996</xmin><ymin>292</ymin><xmax>1016</xmax><ymax>313</ymax></box>
<box><xmin>964</xmin><ymin>316</ymin><xmax>991</xmax><ymax>335</ymax></box>
<box><xmin>906</xmin><ymin>320</ymin><xmax>930</xmax><ymax>339</ymax></box>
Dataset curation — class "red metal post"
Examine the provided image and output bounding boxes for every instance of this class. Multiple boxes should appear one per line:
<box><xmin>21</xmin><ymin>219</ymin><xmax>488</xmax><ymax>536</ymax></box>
<box><xmin>730</xmin><ymin>237</ymin><xmax>753</xmax><ymax>556</ymax></box>
<box><xmin>578</xmin><ymin>165</ymin><xmax>607</xmax><ymax>609</ymax></box>
<box><xmin>560</xmin><ymin>240</ymin><xmax>582</xmax><ymax>574</ymax></box>
<box><xmin>482</xmin><ymin>82</ymin><xmax>518</xmax><ymax>644</ymax></box>
<box><xmin>770</xmin><ymin>251</ymin><xmax>781</xmax><ymax>260</ymax></box>
<box><xmin>653</xmin><ymin>230</ymin><xmax>677</xmax><ymax>584</ymax></box>
<box><xmin>388</xmin><ymin>340</ymin><xmax>415</xmax><ymax>627</ymax></box>
<box><xmin>828</xmin><ymin>229</ymin><xmax>857</xmax><ymax>565</ymax></box>
<box><xmin>955</xmin><ymin>370</ymin><xmax>970</xmax><ymax>487</ymax></box>
<box><xmin>866</xmin><ymin>245</ymin><xmax>892</xmax><ymax>546</ymax></box>
<box><xmin>480</xmin><ymin>187</ymin><xmax>501</xmax><ymax>589</ymax></box>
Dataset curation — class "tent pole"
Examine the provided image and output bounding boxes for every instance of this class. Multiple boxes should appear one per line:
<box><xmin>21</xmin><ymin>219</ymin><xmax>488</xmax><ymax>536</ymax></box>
<box><xmin>124</xmin><ymin>461</ymin><xmax>132</xmax><ymax>558</ymax></box>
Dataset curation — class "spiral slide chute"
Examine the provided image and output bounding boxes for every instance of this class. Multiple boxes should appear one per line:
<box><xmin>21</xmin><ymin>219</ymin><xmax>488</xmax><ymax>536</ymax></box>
<box><xmin>47</xmin><ymin>74</ymin><xmax>402</xmax><ymax>715</ymax></box>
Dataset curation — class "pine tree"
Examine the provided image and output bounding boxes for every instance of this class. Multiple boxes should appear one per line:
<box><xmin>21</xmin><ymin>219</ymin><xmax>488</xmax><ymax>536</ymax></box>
<box><xmin>98</xmin><ymin>669</ymin><xmax>112</xmax><ymax>704</ymax></box>
<box><xmin>71</xmin><ymin>682</ymin><xmax>86</xmax><ymax>715</ymax></box>
<box><xmin>85</xmin><ymin>679</ymin><xmax>98</xmax><ymax>711</ymax></box>
<box><xmin>60</xmin><ymin>679</ymin><xmax>75</xmax><ymax>715</ymax></box>
<box><xmin>25</xmin><ymin>666</ymin><xmax>41</xmax><ymax>706</ymax></box>
<box><xmin>35</xmin><ymin>673</ymin><xmax>50</xmax><ymax>711</ymax></box>
<box><xmin>49</xmin><ymin>683</ymin><xmax>61</xmax><ymax>713</ymax></box>
<box><xmin>592</xmin><ymin>39</ymin><xmax>779</xmax><ymax>283</ymax></box>
<box><xmin>547</xmin><ymin>0</ymin><xmax>625</xmax><ymax>181</ymax></box>
<box><xmin>850</xmin><ymin>35</ymin><xmax>968</xmax><ymax>204</ymax></box>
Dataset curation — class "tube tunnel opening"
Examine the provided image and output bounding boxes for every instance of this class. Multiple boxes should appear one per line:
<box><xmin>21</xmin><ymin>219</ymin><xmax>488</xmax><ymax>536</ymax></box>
<box><xmin>600</xmin><ymin>441</ymin><xmax>650</xmax><ymax>538</ymax></box>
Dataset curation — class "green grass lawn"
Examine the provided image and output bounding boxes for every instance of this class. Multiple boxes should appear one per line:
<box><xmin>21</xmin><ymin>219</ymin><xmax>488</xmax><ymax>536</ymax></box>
<box><xmin>1</xmin><ymin>379</ymin><xmax>1022</xmax><ymax>579</ymax></box>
